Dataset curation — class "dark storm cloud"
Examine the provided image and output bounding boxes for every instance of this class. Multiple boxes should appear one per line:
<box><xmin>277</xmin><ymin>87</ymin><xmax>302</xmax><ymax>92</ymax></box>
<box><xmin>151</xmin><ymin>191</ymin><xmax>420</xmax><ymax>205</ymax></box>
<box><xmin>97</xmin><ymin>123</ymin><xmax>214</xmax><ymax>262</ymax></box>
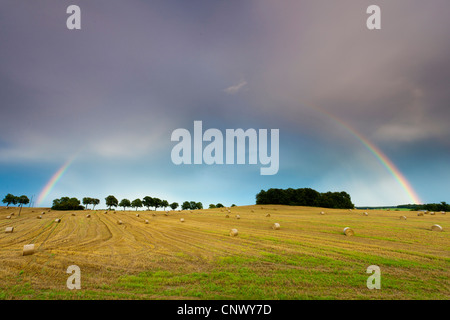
<box><xmin>0</xmin><ymin>0</ymin><xmax>449</xmax><ymax>205</ymax></box>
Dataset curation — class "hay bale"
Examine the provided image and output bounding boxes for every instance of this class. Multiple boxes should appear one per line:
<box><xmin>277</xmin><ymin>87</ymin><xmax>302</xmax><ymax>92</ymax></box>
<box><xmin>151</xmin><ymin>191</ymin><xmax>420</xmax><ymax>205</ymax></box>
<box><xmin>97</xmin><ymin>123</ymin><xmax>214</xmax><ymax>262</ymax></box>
<box><xmin>164</xmin><ymin>213</ymin><xmax>169</xmax><ymax>216</ymax></box>
<box><xmin>71</xmin><ymin>213</ymin><xmax>76</xmax><ymax>216</ymax></box>
<box><xmin>236</xmin><ymin>215</ymin><xmax>240</xmax><ymax>219</ymax></box>
<box><xmin>431</xmin><ymin>224</ymin><xmax>443</xmax><ymax>232</ymax></box>
<box><xmin>37</xmin><ymin>215</ymin><xmax>42</xmax><ymax>219</ymax></box>
<box><xmin>230</xmin><ymin>229</ymin><xmax>238</xmax><ymax>237</ymax></box>
<box><xmin>430</xmin><ymin>212</ymin><xmax>435</xmax><ymax>215</ymax></box>
<box><xmin>343</xmin><ymin>227</ymin><xmax>354</xmax><ymax>236</ymax></box>
<box><xmin>55</xmin><ymin>219</ymin><xmax>61</xmax><ymax>223</ymax></box>
<box><xmin>180</xmin><ymin>218</ymin><xmax>185</xmax><ymax>222</ymax></box>
<box><xmin>152</xmin><ymin>213</ymin><xmax>156</xmax><ymax>216</ymax></box>
<box><xmin>6</xmin><ymin>216</ymin><xmax>11</xmax><ymax>219</ymax></box>
<box><xmin>86</xmin><ymin>214</ymin><xmax>91</xmax><ymax>218</ymax></box>
<box><xmin>104</xmin><ymin>211</ymin><xmax>108</xmax><ymax>214</ymax></box>
<box><xmin>5</xmin><ymin>227</ymin><xmax>14</xmax><ymax>233</ymax></box>
<box><xmin>266</xmin><ymin>213</ymin><xmax>271</xmax><ymax>217</ymax></box>
<box><xmin>400</xmin><ymin>216</ymin><xmax>407</xmax><ymax>220</ymax></box>
<box><xmin>251</xmin><ymin>210</ymin><xmax>254</xmax><ymax>212</ymax></box>
<box><xmin>225</xmin><ymin>214</ymin><xmax>229</xmax><ymax>218</ymax></box>
<box><xmin>117</xmin><ymin>220</ymin><xmax>123</xmax><ymax>225</ymax></box>
<box><xmin>136</xmin><ymin>214</ymin><xmax>140</xmax><ymax>217</ymax></box>
<box><xmin>41</xmin><ymin>212</ymin><xmax>46</xmax><ymax>215</ymax></box>
<box><xmin>144</xmin><ymin>220</ymin><xmax>149</xmax><ymax>224</ymax></box>
<box><xmin>10</xmin><ymin>212</ymin><xmax>14</xmax><ymax>216</ymax></box>
<box><xmin>441</xmin><ymin>211</ymin><xmax>446</xmax><ymax>214</ymax></box>
<box><xmin>320</xmin><ymin>211</ymin><xmax>325</xmax><ymax>215</ymax></box>
<box><xmin>22</xmin><ymin>244</ymin><xmax>35</xmax><ymax>256</ymax></box>
<box><xmin>272</xmin><ymin>223</ymin><xmax>280</xmax><ymax>230</ymax></box>
<box><xmin>417</xmin><ymin>212</ymin><xmax>424</xmax><ymax>216</ymax></box>
<box><xmin>363</xmin><ymin>212</ymin><xmax>368</xmax><ymax>216</ymax></box>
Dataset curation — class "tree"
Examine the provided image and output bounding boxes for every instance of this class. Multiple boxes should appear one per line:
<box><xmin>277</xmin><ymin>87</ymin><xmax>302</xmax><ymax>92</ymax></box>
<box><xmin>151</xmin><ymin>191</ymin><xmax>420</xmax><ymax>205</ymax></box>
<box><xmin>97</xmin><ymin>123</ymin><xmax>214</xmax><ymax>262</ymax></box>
<box><xmin>17</xmin><ymin>195</ymin><xmax>29</xmax><ymax>216</ymax></box>
<box><xmin>119</xmin><ymin>199</ymin><xmax>131</xmax><ymax>211</ymax></box>
<box><xmin>82</xmin><ymin>197</ymin><xmax>92</xmax><ymax>209</ymax></box>
<box><xmin>170</xmin><ymin>202</ymin><xmax>179</xmax><ymax>210</ymax></box>
<box><xmin>196</xmin><ymin>202</ymin><xmax>203</xmax><ymax>210</ymax></box>
<box><xmin>131</xmin><ymin>199</ymin><xmax>143</xmax><ymax>211</ymax></box>
<box><xmin>153</xmin><ymin>198</ymin><xmax>162</xmax><ymax>211</ymax></box>
<box><xmin>231</xmin><ymin>204</ymin><xmax>236</xmax><ymax>207</ymax></box>
<box><xmin>142</xmin><ymin>196</ymin><xmax>154</xmax><ymax>210</ymax></box>
<box><xmin>181</xmin><ymin>201</ymin><xmax>190</xmax><ymax>210</ymax></box>
<box><xmin>92</xmin><ymin>198</ymin><xmax>100</xmax><ymax>210</ymax></box>
<box><xmin>216</xmin><ymin>203</ymin><xmax>224</xmax><ymax>208</ymax></box>
<box><xmin>105</xmin><ymin>195</ymin><xmax>118</xmax><ymax>210</ymax></box>
<box><xmin>209</xmin><ymin>204</ymin><xmax>216</xmax><ymax>209</ymax></box>
<box><xmin>2</xmin><ymin>193</ymin><xmax>17</xmax><ymax>207</ymax></box>
<box><xmin>161</xmin><ymin>200</ymin><xmax>169</xmax><ymax>211</ymax></box>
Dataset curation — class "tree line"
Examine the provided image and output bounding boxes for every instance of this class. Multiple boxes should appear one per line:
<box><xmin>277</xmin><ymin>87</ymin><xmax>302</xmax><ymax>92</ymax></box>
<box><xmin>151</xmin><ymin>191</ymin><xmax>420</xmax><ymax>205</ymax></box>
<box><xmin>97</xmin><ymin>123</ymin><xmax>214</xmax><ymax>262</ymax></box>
<box><xmin>47</xmin><ymin>195</ymin><xmax>222</xmax><ymax>211</ymax></box>
<box><xmin>256</xmin><ymin>188</ymin><xmax>355</xmax><ymax>209</ymax></box>
<box><xmin>397</xmin><ymin>202</ymin><xmax>449</xmax><ymax>212</ymax></box>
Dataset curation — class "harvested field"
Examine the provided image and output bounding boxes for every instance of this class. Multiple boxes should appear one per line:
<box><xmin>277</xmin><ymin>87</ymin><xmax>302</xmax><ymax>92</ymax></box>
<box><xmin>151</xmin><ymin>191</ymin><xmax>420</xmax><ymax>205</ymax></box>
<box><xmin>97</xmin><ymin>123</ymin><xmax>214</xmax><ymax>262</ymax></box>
<box><xmin>0</xmin><ymin>205</ymin><xmax>448</xmax><ymax>300</ymax></box>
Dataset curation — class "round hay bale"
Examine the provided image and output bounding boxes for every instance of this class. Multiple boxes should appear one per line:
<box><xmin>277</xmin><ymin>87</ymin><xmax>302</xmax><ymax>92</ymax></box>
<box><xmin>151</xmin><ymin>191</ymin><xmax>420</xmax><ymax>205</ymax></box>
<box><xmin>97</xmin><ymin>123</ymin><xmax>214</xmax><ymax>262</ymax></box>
<box><xmin>430</xmin><ymin>212</ymin><xmax>435</xmax><ymax>215</ymax></box>
<box><xmin>417</xmin><ymin>212</ymin><xmax>424</xmax><ymax>216</ymax></box>
<box><xmin>136</xmin><ymin>214</ymin><xmax>140</xmax><ymax>217</ymax></box>
<box><xmin>37</xmin><ymin>215</ymin><xmax>42</xmax><ymax>219</ymax></box>
<box><xmin>22</xmin><ymin>244</ymin><xmax>35</xmax><ymax>256</ymax></box>
<box><xmin>10</xmin><ymin>212</ymin><xmax>14</xmax><ymax>216</ymax></box>
<box><xmin>117</xmin><ymin>220</ymin><xmax>123</xmax><ymax>225</ymax></box>
<box><xmin>343</xmin><ymin>227</ymin><xmax>354</xmax><ymax>236</ymax></box>
<box><xmin>104</xmin><ymin>211</ymin><xmax>108</xmax><ymax>214</ymax></box>
<box><xmin>363</xmin><ymin>212</ymin><xmax>368</xmax><ymax>216</ymax></box>
<box><xmin>272</xmin><ymin>223</ymin><xmax>280</xmax><ymax>230</ymax></box>
<box><xmin>5</xmin><ymin>227</ymin><xmax>14</xmax><ymax>233</ymax></box>
<box><xmin>164</xmin><ymin>213</ymin><xmax>168</xmax><ymax>216</ymax></box>
<box><xmin>6</xmin><ymin>216</ymin><xmax>11</xmax><ymax>219</ymax></box>
<box><xmin>431</xmin><ymin>224</ymin><xmax>443</xmax><ymax>232</ymax></box>
<box><xmin>441</xmin><ymin>211</ymin><xmax>446</xmax><ymax>214</ymax></box>
<box><xmin>225</xmin><ymin>214</ymin><xmax>229</xmax><ymax>218</ymax></box>
<box><xmin>71</xmin><ymin>213</ymin><xmax>76</xmax><ymax>216</ymax></box>
<box><xmin>230</xmin><ymin>228</ymin><xmax>238</xmax><ymax>237</ymax></box>
<box><xmin>152</xmin><ymin>213</ymin><xmax>156</xmax><ymax>216</ymax></box>
<box><xmin>180</xmin><ymin>218</ymin><xmax>185</xmax><ymax>222</ymax></box>
<box><xmin>55</xmin><ymin>219</ymin><xmax>61</xmax><ymax>223</ymax></box>
<box><xmin>320</xmin><ymin>211</ymin><xmax>325</xmax><ymax>215</ymax></box>
<box><xmin>144</xmin><ymin>220</ymin><xmax>149</xmax><ymax>224</ymax></box>
<box><xmin>266</xmin><ymin>213</ymin><xmax>271</xmax><ymax>217</ymax></box>
<box><xmin>41</xmin><ymin>212</ymin><xmax>45</xmax><ymax>215</ymax></box>
<box><xmin>251</xmin><ymin>210</ymin><xmax>254</xmax><ymax>212</ymax></box>
<box><xmin>424</xmin><ymin>211</ymin><xmax>429</xmax><ymax>214</ymax></box>
<box><xmin>400</xmin><ymin>216</ymin><xmax>407</xmax><ymax>220</ymax></box>
<box><xmin>260</xmin><ymin>207</ymin><xmax>263</xmax><ymax>209</ymax></box>
<box><xmin>236</xmin><ymin>215</ymin><xmax>240</xmax><ymax>219</ymax></box>
<box><xmin>86</xmin><ymin>214</ymin><xmax>91</xmax><ymax>218</ymax></box>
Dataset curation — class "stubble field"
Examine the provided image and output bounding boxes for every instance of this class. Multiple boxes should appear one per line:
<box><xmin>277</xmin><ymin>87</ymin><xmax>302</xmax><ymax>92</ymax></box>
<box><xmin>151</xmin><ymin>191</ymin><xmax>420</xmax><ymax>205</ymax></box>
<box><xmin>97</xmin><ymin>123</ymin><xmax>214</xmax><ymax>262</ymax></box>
<box><xmin>0</xmin><ymin>205</ymin><xmax>448</xmax><ymax>300</ymax></box>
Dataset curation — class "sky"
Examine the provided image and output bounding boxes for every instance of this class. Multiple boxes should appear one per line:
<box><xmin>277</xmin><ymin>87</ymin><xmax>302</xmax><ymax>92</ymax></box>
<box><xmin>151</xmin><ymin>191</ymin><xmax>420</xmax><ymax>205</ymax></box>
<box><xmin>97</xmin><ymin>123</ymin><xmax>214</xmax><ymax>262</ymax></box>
<box><xmin>1</xmin><ymin>0</ymin><xmax>449</xmax><ymax>208</ymax></box>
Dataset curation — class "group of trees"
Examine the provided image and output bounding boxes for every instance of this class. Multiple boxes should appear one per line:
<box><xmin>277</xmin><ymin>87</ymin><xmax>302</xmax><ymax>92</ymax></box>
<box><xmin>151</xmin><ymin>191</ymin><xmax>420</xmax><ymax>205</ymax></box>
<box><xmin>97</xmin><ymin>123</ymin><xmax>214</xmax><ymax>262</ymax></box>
<box><xmin>2</xmin><ymin>193</ymin><xmax>30</xmax><ymax>208</ymax></box>
<box><xmin>52</xmin><ymin>197</ymin><xmax>84</xmax><ymax>210</ymax></box>
<box><xmin>82</xmin><ymin>197</ymin><xmax>100</xmax><ymax>210</ymax></box>
<box><xmin>103</xmin><ymin>195</ymin><xmax>179</xmax><ymax>211</ymax></box>
<box><xmin>181</xmin><ymin>201</ymin><xmax>203</xmax><ymax>210</ymax></box>
<box><xmin>256</xmin><ymin>188</ymin><xmax>355</xmax><ymax>209</ymax></box>
<box><xmin>397</xmin><ymin>202</ymin><xmax>450</xmax><ymax>212</ymax></box>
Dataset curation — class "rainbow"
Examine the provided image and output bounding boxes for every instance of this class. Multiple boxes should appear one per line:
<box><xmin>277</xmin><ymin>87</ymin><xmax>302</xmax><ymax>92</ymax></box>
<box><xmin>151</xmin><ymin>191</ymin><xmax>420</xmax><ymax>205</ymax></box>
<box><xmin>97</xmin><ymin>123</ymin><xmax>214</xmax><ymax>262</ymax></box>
<box><xmin>310</xmin><ymin>104</ymin><xmax>422</xmax><ymax>204</ymax></box>
<box><xmin>36</xmin><ymin>156</ymin><xmax>76</xmax><ymax>207</ymax></box>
